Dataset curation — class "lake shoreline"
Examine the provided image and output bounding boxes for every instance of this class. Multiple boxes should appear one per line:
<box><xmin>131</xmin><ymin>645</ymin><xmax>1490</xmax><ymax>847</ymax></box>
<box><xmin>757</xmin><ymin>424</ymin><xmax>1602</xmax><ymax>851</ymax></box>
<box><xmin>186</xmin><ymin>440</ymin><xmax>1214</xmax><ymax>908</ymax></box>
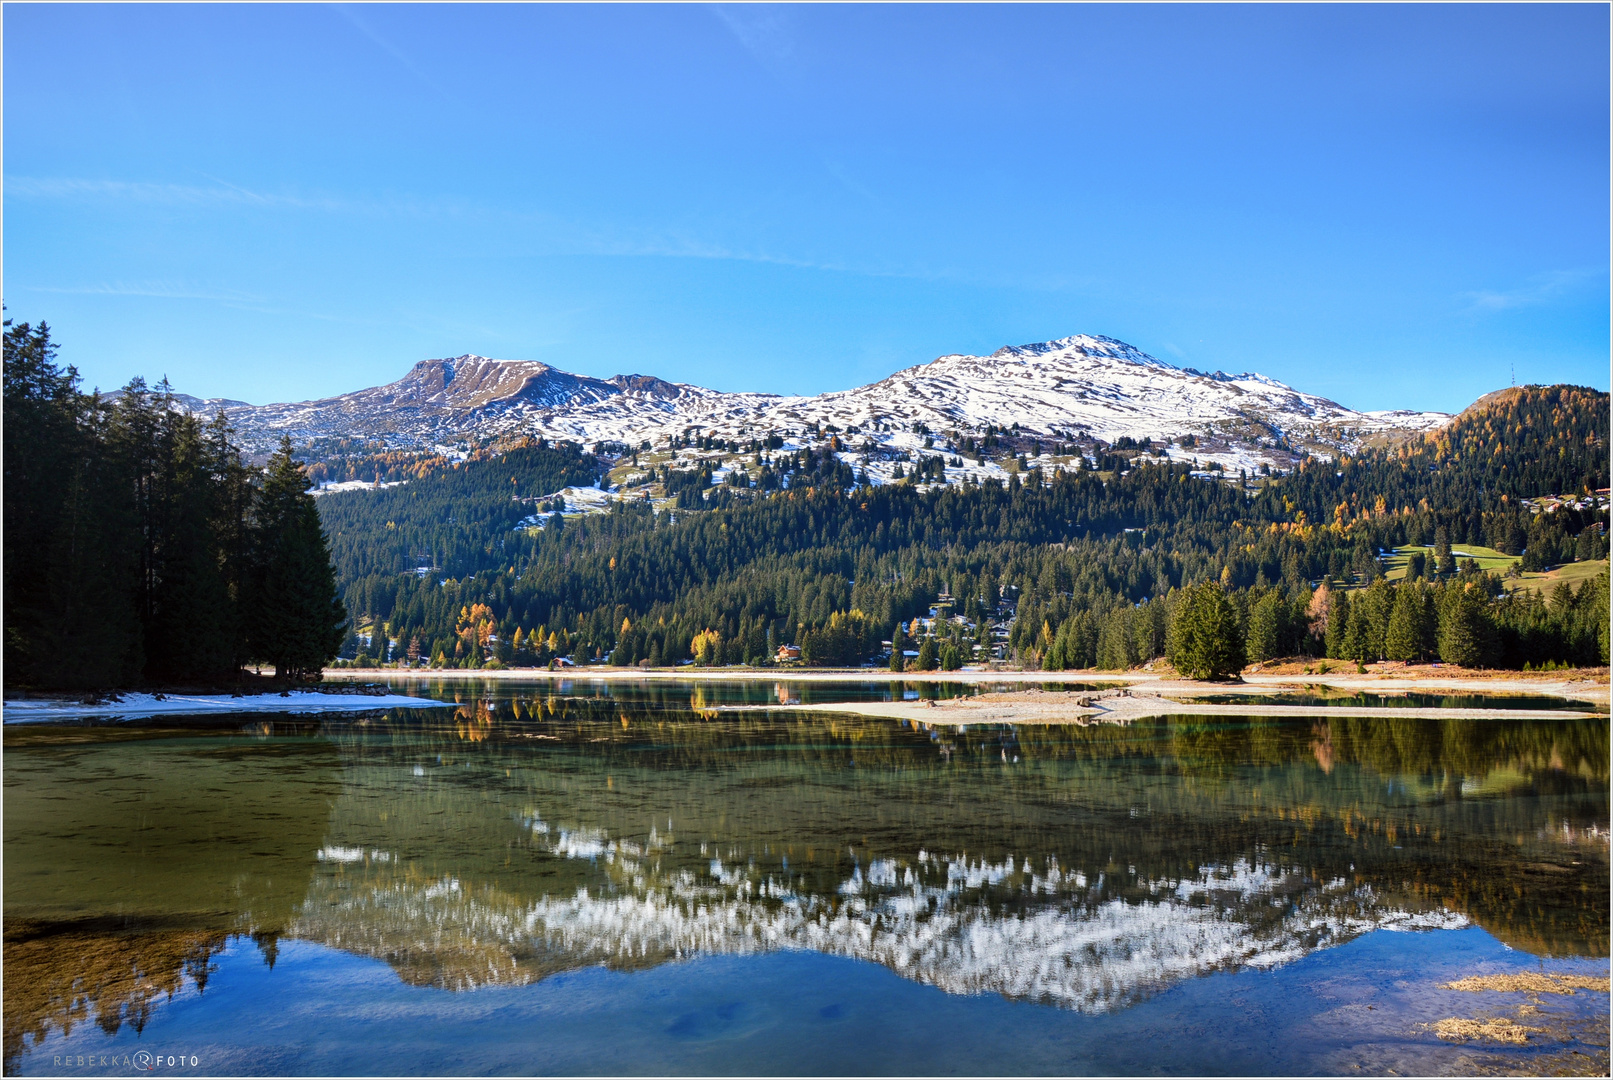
<box><xmin>717</xmin><ymin>686</ymin><xmax>1605</xmax><ymax>726</ymax></box>
<box><xmin>324</xmin><ymin>665</ymin><xmax>1611</xmax><ymax>709</ymax></box>
<box><xmin>1</xmin><ymin>689</ymin><xmax>454</xmax><ymax>721</ymax></box>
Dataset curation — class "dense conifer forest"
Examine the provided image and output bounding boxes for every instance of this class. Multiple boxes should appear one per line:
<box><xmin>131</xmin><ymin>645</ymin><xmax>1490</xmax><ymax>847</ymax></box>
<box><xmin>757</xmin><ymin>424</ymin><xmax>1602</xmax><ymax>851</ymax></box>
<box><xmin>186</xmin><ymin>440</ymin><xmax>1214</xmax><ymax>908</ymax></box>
<box><xmin>321</xmin><ymin>381</ymin><xmax>1608</xmax><ymax>673</ymax></box>
<box><xmin>3</xmin><ymin>320</ymin><xmax>347</xmax><ymax>689</ymax></box>
<box><xmin>6</xmin><ymin>314</ymin><xmax>1603</xmax><ymax>682</ymax></box>
<box><xmin>319</xmin><ymin>439</ymin><xmax>603</xmax><ymax>580</ymax></box>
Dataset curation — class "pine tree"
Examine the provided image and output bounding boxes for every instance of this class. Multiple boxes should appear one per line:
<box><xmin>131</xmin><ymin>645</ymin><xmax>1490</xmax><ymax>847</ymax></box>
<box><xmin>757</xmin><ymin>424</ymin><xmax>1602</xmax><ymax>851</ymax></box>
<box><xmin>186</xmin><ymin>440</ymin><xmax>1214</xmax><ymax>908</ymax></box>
<box><xmin>38</xmin><ymin>448</ymin><xmax>143</xmax><ymax>687</ymax></box>
<box><xmin>207</xmin><ymin>412</ymin><xmax>257</xmax><ymax>672</ymax></box>
<box><xmin>146</xmin><ymin>412</ymin><xmax>234</xmax><ymax>682</ymax></box>
<box><xmin>916</xmin><ymin>637</ymin><xmax>937</xmax><ymax>671</ymax></box>
<box><xmin>1167</xmin><ymin>581</ymin><xmax>1245</xmax><ymax>680</ymax></box>
<box><xmin>1245</xmin><ymin>590</ymin><xmax>1286</xmax><ymax>663</ymax></box>
<box><xmin>247</xmin><ymin>437</ymin><xmax>347</xmax><ymax>680</ymax></box>
<box><xmin>1439</xmin><ymin>583</ymin><xmax>1498</xmax><ymax>668</ymax></box>
<box><xmin>1097</xmin><ymin>606</ymin><xmax>1137</xmax><ymax>670</ymax></box>
<box><xmin>1384</xmin><ymin>583</ymin><xmax>1426</xmax><ymax>662</ymax></box>
<box><xmin>4</xmin><ymin>318</ymin><xmax>105</xmax><ymax>685</ymax></box>
<box><xmin>1325</xmin><ymin>589</ymin><xmax>1351</xmax><ymax>659</ymax></box>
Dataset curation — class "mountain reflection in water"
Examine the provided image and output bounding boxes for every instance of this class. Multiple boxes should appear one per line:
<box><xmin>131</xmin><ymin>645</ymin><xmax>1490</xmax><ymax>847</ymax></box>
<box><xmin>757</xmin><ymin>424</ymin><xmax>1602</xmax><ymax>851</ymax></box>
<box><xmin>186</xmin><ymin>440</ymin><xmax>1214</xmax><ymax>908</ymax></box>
<box><xmin>4</xmin><ymin>690</ymin><xmax>1608</xmax><ymax>1069</ymax></box>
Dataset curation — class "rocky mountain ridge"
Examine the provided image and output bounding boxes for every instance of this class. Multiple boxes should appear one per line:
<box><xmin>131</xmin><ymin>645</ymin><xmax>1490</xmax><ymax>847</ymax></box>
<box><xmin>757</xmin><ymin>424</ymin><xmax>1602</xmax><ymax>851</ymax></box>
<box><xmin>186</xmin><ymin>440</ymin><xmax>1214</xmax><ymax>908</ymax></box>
<box><xmin>169</xmin><ymin>335</ymin><xmax>1451</xmax><ymax>472</ymax></box>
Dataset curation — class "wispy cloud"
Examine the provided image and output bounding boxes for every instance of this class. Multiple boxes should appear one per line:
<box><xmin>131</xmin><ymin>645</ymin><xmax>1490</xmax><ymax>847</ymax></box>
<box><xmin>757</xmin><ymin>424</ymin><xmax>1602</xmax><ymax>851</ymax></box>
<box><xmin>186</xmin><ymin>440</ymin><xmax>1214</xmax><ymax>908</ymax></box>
<box><xmin>329</xmin><ymin>4</ymin><xmax>442</xmax><ymax>92</ymax></box>
<box><xmin>8</xmin><ymin>175</ymin><xmax>1087</xmax><ymax>296</ymax></box>
<box><xmin>565</xmin><ymin>229</ymin><xmax>1102</xmax><ymax>299</ymax></box>
<box><xmin>23</xmin><ymin>282</ymin><xmax>397</xmax><ymax>329</ymax></box>
<box><xmin>1464</xmin><ymin>268</ymin><xmax>1604</xmax><ymax>312</ymax></box>
<box><xmin>32</xmin><ymin>281</ymin><xmax>268</xmax><ymax>303</ymax></box>
<box><xmin>5</xmin><ymin>175</ymin><xmax>342</xmax><ymax>211</ymax></box>
<box><xmin>4</xmin><ymin>174</ymin><xmax>461</xmax><ymax>219</ymax></box>
<box><xmin>709</xmin><ymin>4</ymin><xmax>797</xmax><ymax>72</ymax></box>
<box><xmin>706</xmin><ymin>5</ymin><xmax>881</xmax><ymax>209</ymax></box>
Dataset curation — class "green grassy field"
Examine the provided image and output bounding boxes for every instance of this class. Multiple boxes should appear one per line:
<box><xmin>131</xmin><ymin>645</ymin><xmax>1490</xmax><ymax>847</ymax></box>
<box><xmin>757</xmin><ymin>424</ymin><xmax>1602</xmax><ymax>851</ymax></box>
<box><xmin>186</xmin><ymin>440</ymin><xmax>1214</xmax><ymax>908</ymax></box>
<box><xmin>1508</xmin><ymin>557</ymin><xmax>1610</xmax><ymax>597</ymax></box>
<box><xmin>1384</xmin><ymin>544</ymin><xmax>1520</xmax><ymax>581</ymax></box>
<box><xmin>1383</xmin><ymin>545</ymin><xmax>1608</xmax><ymax>596</ymax></box>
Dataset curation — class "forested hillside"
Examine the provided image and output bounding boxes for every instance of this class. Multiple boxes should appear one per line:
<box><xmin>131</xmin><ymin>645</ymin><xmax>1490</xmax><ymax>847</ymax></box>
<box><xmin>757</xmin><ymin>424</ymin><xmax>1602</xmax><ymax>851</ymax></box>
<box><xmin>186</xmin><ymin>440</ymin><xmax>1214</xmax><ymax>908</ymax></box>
<box><xmin>326</xmin><ymin>383</ymin><xmax>1608</xmax><ymax>673</ymax></box>
<box><xmin>319</xmin><ymin>439</ymin><xmax>601</xmax><ymax>579</ymax></box>
<box><xmin>1274</xmin><ymin>384</ymin><xmax>1607</xmax><ymax>538</ymax></box>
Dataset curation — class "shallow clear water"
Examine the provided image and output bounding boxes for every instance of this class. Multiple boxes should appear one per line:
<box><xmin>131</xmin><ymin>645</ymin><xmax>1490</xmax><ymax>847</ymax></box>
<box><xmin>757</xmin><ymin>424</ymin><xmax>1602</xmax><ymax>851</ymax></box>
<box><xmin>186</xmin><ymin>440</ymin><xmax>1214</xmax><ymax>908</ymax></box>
<box><xmin>1175</xmin><ymin>689</ymin><xmax>1604</xmax><ymax>712</ymax></box>
<box><xmin>6</xmin><ymin>679</ymin><xmax>1608</xmax><ymax>1076</ymax></box>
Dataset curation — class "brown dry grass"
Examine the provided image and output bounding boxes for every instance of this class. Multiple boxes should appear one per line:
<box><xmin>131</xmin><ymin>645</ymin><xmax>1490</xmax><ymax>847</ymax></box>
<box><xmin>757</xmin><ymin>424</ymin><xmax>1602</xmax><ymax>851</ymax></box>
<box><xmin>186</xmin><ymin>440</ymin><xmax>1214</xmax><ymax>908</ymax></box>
<box><xmin>1426</xmin><ymin>1017</ymin><xmax>1544</xmax><ymax>1045</ymax></box>
<box><xmin>1443</xmin><ymin>973</ymin><xmax>1612</xmax><ymax>995</ymax></box>
<box><xmin>1246</xmin><ymin>658</ymin><xmax>1610</xmax><ymax>683</ymax></box>
<box><xmin>1419</xmin><ymin>970</ymin><xmax>1611</xmax><ymax>1070</ymax></box>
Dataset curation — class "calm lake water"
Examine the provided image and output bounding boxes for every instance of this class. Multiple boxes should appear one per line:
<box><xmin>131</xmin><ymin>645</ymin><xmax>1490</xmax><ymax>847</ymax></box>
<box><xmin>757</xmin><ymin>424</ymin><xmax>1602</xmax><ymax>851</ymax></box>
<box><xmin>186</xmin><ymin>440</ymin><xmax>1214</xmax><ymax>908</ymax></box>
<box><xmin>6</xmin><ymin>678</ymin><xmax>1608</xmax><ymax>1076</ymax></box>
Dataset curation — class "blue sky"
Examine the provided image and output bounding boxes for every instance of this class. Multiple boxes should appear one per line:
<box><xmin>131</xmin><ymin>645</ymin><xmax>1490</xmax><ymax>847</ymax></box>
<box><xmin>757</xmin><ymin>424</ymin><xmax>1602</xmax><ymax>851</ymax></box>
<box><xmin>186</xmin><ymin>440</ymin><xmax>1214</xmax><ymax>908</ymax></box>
<box><xmin>4</xmin><ymin>3</ymin><xmax>1607</xmax><ymax>412</ymax></box>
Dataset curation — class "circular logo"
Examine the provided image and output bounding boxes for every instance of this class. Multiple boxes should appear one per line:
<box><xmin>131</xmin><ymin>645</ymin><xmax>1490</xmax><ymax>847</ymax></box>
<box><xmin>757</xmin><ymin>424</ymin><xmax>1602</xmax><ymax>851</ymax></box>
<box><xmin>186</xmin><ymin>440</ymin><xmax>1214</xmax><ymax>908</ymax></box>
<box><xmin>134</xmin><ymin>1051</ymin><xmax>155</xmax><ymax>1071</ymax></box>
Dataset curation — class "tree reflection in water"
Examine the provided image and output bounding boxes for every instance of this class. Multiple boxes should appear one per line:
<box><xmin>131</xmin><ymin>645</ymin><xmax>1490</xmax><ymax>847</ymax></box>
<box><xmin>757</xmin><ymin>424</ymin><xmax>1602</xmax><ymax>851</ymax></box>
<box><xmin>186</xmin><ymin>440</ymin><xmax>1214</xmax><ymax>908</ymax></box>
<box><xmin>4</xmin><ymin>695</ymin><xmax>1607</xmax><ymax>1068</ymax></box>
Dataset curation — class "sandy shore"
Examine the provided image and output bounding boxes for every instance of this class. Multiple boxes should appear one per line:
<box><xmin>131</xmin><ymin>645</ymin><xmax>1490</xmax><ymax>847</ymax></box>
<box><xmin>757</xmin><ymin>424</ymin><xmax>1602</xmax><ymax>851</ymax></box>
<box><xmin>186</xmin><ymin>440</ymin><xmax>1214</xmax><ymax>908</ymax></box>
<box><xmin>725</xmin><ymin>685</ymin><xmax>1604</xmax><ymax>726</ymax></box>
<box><xmin>326</xmin><ymin>665</ymin><xmax>1609</xmax><ymax>708</ymax></box>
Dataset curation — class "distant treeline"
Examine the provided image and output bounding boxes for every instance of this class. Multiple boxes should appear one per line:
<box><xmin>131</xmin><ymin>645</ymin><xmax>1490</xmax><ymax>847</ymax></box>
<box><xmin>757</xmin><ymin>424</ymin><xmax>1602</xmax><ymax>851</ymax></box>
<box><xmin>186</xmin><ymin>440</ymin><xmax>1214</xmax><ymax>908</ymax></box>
<box><xmin>327</xmin><ymin>381</ymin><xmax>1607</xmax><ymax>672</ymax></box>
<box><xmin>4</xmin><ymin>320</ymin><xmax>347</xmax><ymax>688</ymax></box>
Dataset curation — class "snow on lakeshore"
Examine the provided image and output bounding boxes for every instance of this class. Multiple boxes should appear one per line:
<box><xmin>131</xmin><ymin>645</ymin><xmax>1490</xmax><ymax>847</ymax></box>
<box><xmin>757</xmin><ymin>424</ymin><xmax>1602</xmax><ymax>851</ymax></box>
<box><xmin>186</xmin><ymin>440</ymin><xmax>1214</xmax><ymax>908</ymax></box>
<box><xmin>2</xmin><ymin>690</ymin><xmax>453</xmax><ymax>722</ymax></box>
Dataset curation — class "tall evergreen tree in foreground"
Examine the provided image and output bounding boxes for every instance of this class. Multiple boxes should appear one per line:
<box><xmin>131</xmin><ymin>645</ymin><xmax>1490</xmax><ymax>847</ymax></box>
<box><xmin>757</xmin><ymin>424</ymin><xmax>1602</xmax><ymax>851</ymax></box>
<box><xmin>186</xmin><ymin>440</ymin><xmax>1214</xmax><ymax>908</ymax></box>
<box><xmin>1438</xmin><ymin>583</ymin><xmax>1499</xmax><ymax>668</ymax></box>
<box><xmin>247</xmin><ymin>437</ymin><xmax>348</xmax><ymax>681</ymax></box>
<box><xmin>1384</xmin><ymin>582</ymin><xmax>1435</xmax><ymax>662</ymax></box>
<box><xmin>1167</xmin><ymin>580</ymin><xmax>1246</xmax><ymax>680</ymax></box>
<box><xmin>3</xmin><ymin>322</ymin><xmax>348</xmax><ymax>689</ymax></box>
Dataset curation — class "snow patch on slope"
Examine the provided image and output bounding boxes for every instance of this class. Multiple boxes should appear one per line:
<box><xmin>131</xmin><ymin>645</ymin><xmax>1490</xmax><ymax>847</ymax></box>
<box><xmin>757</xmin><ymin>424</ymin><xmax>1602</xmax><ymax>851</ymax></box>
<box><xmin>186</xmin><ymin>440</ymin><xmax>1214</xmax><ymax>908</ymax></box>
<box><xmin>172</xmin><ymin>335</ymin><xmax>1452</xmax><ymax>475</ymax></box>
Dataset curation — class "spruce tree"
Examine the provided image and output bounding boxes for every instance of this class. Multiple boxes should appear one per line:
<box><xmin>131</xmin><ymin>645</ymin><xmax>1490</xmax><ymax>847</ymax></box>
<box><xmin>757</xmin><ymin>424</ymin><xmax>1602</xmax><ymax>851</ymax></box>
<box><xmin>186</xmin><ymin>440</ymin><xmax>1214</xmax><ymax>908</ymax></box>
<box><xmin>1357</xmin><ymin>579</ymin><xmax>1395</xmax><ymax>662</ymax></box>
<box><xmin>916</xmin><ymin>636</ymin><xmax>937</xmax><ymax>671</ymax></box>
<box><xmin>1384</xmin><ymin>584</ymin><xmax>1425</xmax><ymax>662</ymax></box>
<box><xmin>146</xmin><ymin>413</ymin><xmax>234</xmax><ymax>682</ymax></box>
<box><xmin>38</xmin><ymin>448</ymin><xmax>143</xmax><ymax>687</ymax></box>
<box><xmin>1167</xmin><ymin>581</ymin><xmax>1245</xmax><ymax>680</ymax></box>
<box><xmin>1433</xmin><ymin>526</ymin><xmax>1452</xmax><ymax>574</ymax></box>
<box><xmin>207</xmin><ymin>412</ymin><xmax>257</xmax><ymax>672</ymax></box>
<box><xmin>1438</xmin><ymin>584</ymin><xmax>1497</xmax><ymax>668</ymax></box>
<box><xmin>1341</xmin><ymin>601</ymin><xmax>1373</xmax><ymax>663</ymax></box>
<box><xmin>248</xmin><ymin>437</ymin><xmax>347</xmax><ymax>680</ymax></box>
<box><xmin>1245</xmin><ymin>590</ymin><xmax>1286</xmax><ymax>663</ymax></box>
<box><xmin>4</xmin><ymin>318</ymin><xmax>102</xmax><ymax>684</ymax></box>
<box><xmin>1325</xmin><ymin>589</ymin><xmax>1351</xmax><ymax>659</ymax></box>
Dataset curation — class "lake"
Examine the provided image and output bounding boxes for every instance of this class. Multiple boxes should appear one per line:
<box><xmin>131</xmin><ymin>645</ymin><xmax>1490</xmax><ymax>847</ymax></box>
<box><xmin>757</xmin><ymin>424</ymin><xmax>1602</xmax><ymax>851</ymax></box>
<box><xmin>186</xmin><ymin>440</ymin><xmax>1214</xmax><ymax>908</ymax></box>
<box><xmin>5</xmin><ymin>677</ymin><xmax>1608</xmax><ymax>1076</ymax></box>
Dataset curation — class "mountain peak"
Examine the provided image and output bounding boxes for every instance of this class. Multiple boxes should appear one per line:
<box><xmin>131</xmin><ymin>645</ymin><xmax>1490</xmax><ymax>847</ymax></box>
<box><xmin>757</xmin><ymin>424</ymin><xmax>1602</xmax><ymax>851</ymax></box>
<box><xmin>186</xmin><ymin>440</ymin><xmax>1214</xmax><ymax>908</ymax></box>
<box><xmin>166</xmin><ymin>335</ymin><xmax>1450</xmax><ymax>469</ymax></box>
<box><xmin>984</xmin><ymin>334</ymin><xmax>1177</xmax><ymax>370</ymax></box>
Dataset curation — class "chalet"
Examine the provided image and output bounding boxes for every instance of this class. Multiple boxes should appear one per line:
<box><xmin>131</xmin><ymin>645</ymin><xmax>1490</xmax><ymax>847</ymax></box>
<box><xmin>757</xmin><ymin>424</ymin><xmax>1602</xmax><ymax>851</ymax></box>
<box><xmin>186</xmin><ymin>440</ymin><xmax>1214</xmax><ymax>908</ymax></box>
<box><xmin>775</xmin><ymin>644</ymin><xmax>801</xmax><ymax>663</ymax></box>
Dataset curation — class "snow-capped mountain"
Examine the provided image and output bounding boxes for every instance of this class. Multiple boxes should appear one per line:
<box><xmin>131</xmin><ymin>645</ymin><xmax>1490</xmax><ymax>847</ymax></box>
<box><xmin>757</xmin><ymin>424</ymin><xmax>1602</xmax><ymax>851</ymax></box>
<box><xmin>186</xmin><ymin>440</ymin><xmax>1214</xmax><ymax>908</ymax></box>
<box><xmin>292</xmin><ymin>816</ymin><xmax>1466</xmax><ymax>1003</ymax></box>
<box><xmin>183</xmin><ymin>335</ymin><xmax>1450</xmax><ymax>471</ymax></box>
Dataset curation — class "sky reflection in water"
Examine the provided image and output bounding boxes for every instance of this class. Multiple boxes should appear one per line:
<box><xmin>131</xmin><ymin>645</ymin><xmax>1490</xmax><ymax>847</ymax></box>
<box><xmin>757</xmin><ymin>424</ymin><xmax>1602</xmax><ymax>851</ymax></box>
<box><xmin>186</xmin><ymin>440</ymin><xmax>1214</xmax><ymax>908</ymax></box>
<box><xmin>5</xmin><ymin>678</ymin><xmax>1608</xmax><ymax>1075</ymax></box>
